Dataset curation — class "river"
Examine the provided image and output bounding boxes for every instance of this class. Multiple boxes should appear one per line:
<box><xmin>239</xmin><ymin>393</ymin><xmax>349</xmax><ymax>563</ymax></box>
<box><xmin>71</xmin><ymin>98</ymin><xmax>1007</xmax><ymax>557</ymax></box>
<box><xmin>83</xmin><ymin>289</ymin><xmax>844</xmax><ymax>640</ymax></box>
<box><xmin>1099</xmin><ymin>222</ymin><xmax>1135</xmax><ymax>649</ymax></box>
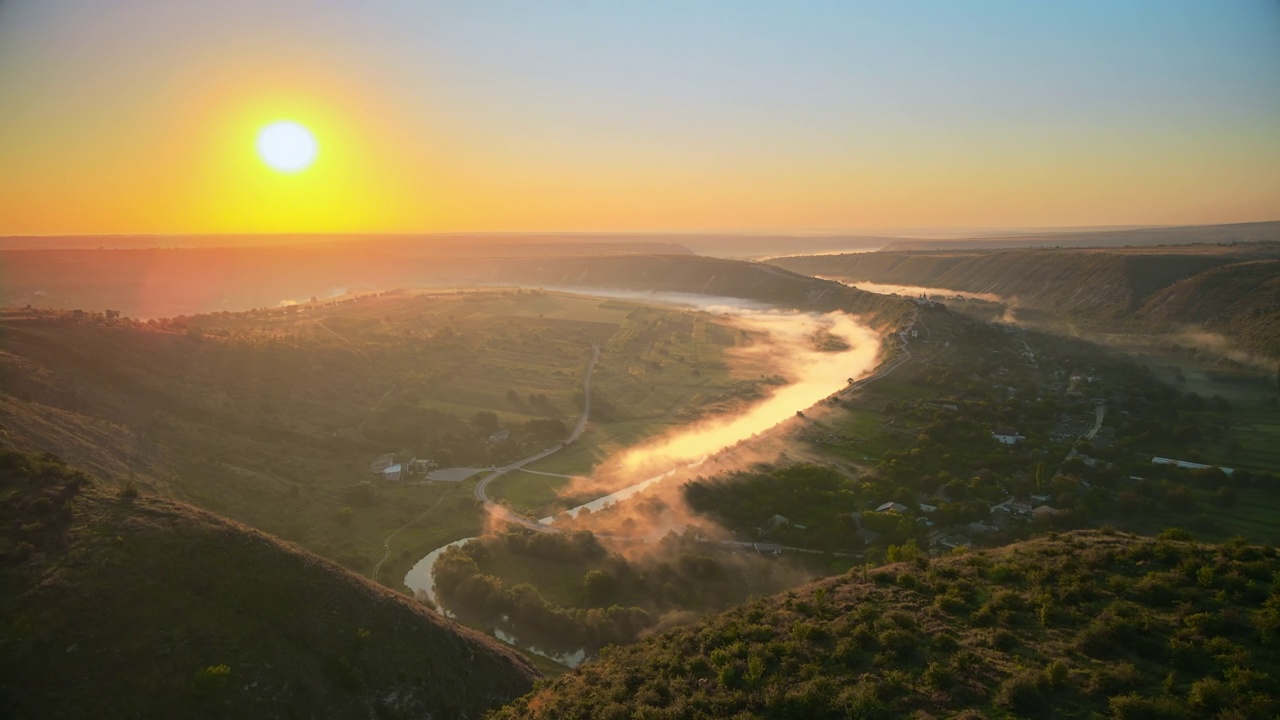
<box><xmin>402</xmin><ymin>292</ymin><xmax>883</xmax><ymax>664</ymax></box>
<box><xmin>825</xmin><ymin>278</ymin><xmax>1008</xmax><ymax>304</ymax></box>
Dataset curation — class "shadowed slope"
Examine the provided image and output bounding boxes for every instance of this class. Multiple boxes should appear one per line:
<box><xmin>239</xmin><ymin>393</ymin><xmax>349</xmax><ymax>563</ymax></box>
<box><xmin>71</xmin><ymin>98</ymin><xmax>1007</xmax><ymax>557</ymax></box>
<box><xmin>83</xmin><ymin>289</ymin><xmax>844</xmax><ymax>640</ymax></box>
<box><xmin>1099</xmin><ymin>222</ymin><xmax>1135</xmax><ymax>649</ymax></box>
<box><xmin>0</xmin><ymin>449</ymin><xmax>538</xmax><ymax>720</ymax></box>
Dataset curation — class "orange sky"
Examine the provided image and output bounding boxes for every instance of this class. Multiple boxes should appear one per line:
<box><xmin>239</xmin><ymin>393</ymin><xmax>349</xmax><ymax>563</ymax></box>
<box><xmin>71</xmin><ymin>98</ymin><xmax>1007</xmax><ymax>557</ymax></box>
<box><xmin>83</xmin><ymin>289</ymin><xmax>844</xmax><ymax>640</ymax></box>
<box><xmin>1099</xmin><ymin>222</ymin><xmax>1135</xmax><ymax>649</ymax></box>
<box><xmin>1</xmin><ymin>2</ymin><xmax>1277</xmax><ymax>236</ymax></box>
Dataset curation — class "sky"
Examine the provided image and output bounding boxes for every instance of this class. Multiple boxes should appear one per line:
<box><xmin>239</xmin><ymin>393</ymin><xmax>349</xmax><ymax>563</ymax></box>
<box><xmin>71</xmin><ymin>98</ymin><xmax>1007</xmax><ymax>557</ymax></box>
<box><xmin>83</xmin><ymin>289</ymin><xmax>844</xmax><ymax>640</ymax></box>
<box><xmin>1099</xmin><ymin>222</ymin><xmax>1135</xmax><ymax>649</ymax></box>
<box><xmin>0</xmin><ymin>1</ymin><xmax>1278</xmax><ymax>235</ymax></box>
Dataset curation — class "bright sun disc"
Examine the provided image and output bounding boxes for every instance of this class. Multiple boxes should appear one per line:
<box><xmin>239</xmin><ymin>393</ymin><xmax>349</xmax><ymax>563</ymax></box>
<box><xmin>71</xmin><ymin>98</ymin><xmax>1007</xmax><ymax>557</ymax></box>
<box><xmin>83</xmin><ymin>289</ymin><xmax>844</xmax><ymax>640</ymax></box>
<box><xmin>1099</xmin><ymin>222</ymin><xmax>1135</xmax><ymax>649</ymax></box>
<box><xmin>256</xmin><ymin>121</ymin><xmax>317</xmax><ymax>172</ymax></box>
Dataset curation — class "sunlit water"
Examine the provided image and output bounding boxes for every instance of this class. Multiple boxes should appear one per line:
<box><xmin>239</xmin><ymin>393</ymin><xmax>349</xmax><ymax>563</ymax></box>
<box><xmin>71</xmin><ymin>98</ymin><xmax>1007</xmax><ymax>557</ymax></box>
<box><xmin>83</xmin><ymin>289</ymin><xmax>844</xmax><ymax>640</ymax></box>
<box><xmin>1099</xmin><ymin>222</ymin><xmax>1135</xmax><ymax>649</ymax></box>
<box><xmin>825</xmin><ymin>278</ymin><xmax>1008</xmax><ymax>304</ymax></box>
<box><xmin>404</xmin><ymin>291</ymin><xmax>884</xmax><ymax>665</ymax></box>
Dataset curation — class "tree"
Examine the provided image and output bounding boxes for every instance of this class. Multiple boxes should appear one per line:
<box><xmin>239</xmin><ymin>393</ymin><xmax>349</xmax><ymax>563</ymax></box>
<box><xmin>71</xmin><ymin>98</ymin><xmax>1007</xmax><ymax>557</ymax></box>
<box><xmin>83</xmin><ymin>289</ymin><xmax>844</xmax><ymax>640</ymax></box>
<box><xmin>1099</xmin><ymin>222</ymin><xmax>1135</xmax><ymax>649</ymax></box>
<box><xmin>583</xmin><ymin>570</ymin><xmax>616</xmax><ymax>607</ymax></box>
<box><xmin>1214</xmin><ymin>486</ymin><xmax>1237</xmax><ymax>508</ymax></box>
<box><xmin>471</xmin><ymin>411</ymin><xmax>500</xmax><ymax>434</ymax></box>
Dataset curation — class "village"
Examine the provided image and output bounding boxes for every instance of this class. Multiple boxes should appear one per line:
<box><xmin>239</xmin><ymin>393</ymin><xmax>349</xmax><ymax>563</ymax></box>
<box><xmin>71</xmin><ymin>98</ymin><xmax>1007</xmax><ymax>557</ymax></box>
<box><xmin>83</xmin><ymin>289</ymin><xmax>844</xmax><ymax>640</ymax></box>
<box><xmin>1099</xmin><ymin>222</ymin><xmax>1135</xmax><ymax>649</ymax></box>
<box><xmin>748</xmin><ymin>302</ymin><xmax>1257</xmax><ymax>559</ymax></box>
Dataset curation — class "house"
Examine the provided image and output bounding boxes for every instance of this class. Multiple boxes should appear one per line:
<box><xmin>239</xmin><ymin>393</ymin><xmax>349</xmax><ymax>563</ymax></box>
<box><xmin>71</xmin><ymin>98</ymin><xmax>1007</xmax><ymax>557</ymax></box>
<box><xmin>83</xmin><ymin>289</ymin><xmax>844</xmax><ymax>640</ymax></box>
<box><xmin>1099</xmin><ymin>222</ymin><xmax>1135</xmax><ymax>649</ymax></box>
<box><xmin>1152</xmin><ymin>457</ymin><xmax>1234</xmax><ymax>477</ymax></box>
<box><xmin>1032</xmin><ymin>505</ymin><xmax>1060</xmax><ymax>520</ymax></box>
<box><xmin>757</xmin><ymin>509</ymin><xmax>808</xmax><ymax>532</ymax></box>
<box><xmin>488</xmin><ymin>429</ymin><xmax>511</xmax><ymax>444</ymax></box>
<box><xmin>876</xmin><ymin>501</ymin><xmax>909</xmax><ymax>514</ymax></box>
<box><xmin>968</xmin><ymin>521</ymin><xmax>1000</xmax><ymax>534</ymax></box>
<box><xmin>767</xmin><ymin>514</ymin><xmax>790</xmax><ymax>528</ymax></box>
<box><xmin>940</xmin><ymin>535</ymin><xmax>972</xmax><ymax>550</ymax></box>
<box><xmin>408</xmin><ymin>458</ymin><xmax>437</xmax><ymax>474</ymax></box>
<box><xmin>368</xmin><ymin>453</ymin><xmax>396</xmax><ymax>475</ymax></box>
<box><xmin>853</xmin><ymin>528</ymin><xmax>881</xmax><ymax>546</ymax></box>
<box><xmin>992</xmin><ymin>427</ymin><xmax>1025</xmax><ymax>445</ymax></box>
<box><xmin>917</xmin><ymin>503</ymin><xmax>938</xmax><ymax>514</ymax></box>
<box><xmin>752</xmin><ymin>543</ymin><xmax>783</xmax><ymax>555</ymax></box>
<box><xmin>993</xmin><ymin>498</ymin><xmax>1034</xmax><ymax>520</ymax></box>
<box><xmin>382</xmin><ymin>464</ymin><xmax>403</xmax><ymax>481</ymax></box>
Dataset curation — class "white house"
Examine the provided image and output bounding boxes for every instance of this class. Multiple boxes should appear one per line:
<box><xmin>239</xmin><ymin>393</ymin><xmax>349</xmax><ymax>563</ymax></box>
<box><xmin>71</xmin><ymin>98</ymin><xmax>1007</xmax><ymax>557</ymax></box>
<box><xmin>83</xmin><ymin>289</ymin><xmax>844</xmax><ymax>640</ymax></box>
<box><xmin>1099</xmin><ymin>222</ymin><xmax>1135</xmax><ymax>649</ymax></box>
<box><xmin>992</xmin><ymin>427</ymin><xmax>1025</xmax><ymax>445</ymax></box>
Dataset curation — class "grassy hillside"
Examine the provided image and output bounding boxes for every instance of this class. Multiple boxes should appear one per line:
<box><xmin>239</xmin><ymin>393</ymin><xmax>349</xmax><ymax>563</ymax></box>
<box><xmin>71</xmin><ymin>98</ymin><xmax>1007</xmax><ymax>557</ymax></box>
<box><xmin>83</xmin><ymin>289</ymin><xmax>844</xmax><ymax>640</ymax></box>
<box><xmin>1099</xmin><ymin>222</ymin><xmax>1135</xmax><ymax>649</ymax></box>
<box><xmin>770</xmin><ymin>245</ymin><xmax>1280</xmax><ymax>358</ymax></box>
<box><xmin>0</xmin><ymin>238</ymin><xmax>694</xmax><ymax>317</ymax></box>
<box><xmin>1</xmin><ymin>245</ymin><xmax>913</xmax><ymax>328</ymax></box>
<box><xmin>0</xmin><ymin>290</ymin><xmax>775</xmax><ymax>587</ymax></box>
<box><xmin>770</xmin><ymin>247</ymin><xmax>1276</xmax><ymax>315</ymax></box>
<box><xmin>492</xmin><ymin>530</ymin><xmax>1279</xmax><ymax>719</ymax></box>
<box><xmin>416</xmin><ymin>254</ymin><xmax>914</xmax><ymax>330</ymax></box>
<box><xmin>0</xmin><ymin>448</ymin><xmax>538</xmax><ymax>720</ymax></box>
<box><xmin>1135</xmin><ymin>260</ymin><xmax>1280</xmax><ymax>360</ymax></box>
<box><xmin>881</xmin><ymin>221</ymin><xmax>1280</xmax><ymax>251</ymax></box>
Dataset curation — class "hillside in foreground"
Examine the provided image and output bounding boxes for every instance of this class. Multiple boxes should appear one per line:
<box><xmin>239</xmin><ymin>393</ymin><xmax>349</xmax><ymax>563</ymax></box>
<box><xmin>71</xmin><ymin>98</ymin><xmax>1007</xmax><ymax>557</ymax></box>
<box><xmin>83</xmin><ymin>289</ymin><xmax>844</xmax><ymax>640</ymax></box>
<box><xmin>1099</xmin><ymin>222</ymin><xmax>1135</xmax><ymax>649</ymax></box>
<box><xmin>492</xmin><ymin>530</ymin><xmax>1279</xmax><ymax>719</ymax></box>
<box><xmin>0</xmin><ymin>449</ymin><xmax>537</xmax><ymax>720</ymax></box>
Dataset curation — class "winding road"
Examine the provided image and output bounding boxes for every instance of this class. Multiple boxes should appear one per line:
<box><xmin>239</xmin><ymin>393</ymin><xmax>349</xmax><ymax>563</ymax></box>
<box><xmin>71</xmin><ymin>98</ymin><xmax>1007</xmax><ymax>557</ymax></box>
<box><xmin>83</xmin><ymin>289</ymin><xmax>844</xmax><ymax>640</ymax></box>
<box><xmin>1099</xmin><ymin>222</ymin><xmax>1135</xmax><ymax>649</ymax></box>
<box><xmin>390</xmin><ymin>303</ymin><xmax>926</xmax><ymax>586</ymax></box>
<box><xmin>385</xmin><ymin>301</ymin><xmax>925</xmax><ymax>586</ymax></box>
<box><xmin>372</xmin><ymin>343</ymin><xmax>598</xmax><ymax>582</ymax></box>
<box><xmin>471</xmin><ymin>343</ymin><xmax>601</xmax><ymax>532</ymax></box>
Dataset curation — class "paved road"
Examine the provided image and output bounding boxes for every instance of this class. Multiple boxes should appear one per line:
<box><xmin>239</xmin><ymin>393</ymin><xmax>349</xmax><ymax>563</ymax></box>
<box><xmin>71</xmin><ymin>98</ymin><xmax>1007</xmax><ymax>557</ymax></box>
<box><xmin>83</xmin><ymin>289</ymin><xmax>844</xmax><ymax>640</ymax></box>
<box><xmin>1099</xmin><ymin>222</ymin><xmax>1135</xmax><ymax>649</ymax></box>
<box><xmin>842</xmin><ymin>306</ymin><xmax>917</xmax><ymax>394</ymax></box>
<box><xmin>471</xmin><ymin>343</ymin><xmax>601</xmax><ymax>532</ymax></box>
<box><xmin>372</xmin><ymin>343</ymin><xmax>598</xmax><ymax>581</ymax></box>
<box><xmin>386</xmin><ymin>307</ymin><xmax>919</xmax><ymax>581</ymax></box>
<box><xmin>1083</xmin><ymin>402</ymin><xmax>1106</xmax><ymax>441</ymax></box>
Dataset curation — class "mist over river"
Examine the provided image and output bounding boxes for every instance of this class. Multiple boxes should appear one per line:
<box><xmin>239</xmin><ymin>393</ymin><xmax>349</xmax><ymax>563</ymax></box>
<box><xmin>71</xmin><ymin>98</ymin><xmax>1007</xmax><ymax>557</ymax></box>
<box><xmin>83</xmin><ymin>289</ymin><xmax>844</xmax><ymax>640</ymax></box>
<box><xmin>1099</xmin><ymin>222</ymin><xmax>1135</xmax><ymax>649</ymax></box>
<box><xmin>404</xmin><ymin>291</ymin><xmax>885</xmax><ymax>657</ymax></box>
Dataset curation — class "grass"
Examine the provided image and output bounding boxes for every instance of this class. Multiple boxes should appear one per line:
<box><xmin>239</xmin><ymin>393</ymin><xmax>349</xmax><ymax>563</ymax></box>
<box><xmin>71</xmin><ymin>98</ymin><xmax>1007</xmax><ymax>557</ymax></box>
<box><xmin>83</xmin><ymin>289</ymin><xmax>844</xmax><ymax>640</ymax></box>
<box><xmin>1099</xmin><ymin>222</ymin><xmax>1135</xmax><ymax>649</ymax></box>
<box><xmin>476</xmin><ymin>546</ymin><xmax>600</xmax><ymax>608</ymax></box>
<box><xmin>490</xmin><ymin>530</ymin><xmax>1280</xmax><ymax>720</ymax></box>
<box><xmin>1136</xmin><ymin>352</ymin><xmax>1280</xmax><ymax>474</ymax></box>
<box><xmin>489</xmin><ymin>471</ymin><xmax>574</xmax><ymax>516</ymax></box>
<box><xmin>0</xmin><ymin>450</ymin><xmax>539</xmax><ymax>719</ymax></box>
<box><xmin>484</xmin><ymin>306</ymin><xmax>772</xmax><ymax>513</ymax></box>
<box><xmin>1</xmin><ymin>289</ymin><xmax>770</xmax><ymax>596</ymax></box>
<box><xmin>1196</xmin><ymin>487</ymin><xmax>1280</xmax><ymax>544</ymax></box>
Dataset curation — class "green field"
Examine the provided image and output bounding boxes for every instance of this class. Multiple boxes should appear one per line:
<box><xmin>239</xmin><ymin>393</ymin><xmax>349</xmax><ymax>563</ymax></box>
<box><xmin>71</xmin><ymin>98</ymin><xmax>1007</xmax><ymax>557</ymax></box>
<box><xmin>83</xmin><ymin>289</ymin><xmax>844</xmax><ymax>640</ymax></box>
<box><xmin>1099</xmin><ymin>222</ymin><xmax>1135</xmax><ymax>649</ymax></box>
<box><xmin>479</xmin><ymin>297</ymin><xmax>771</xmax><ymax>514</ymax></box>
<box><xmin>1136</xmin><ymin>351</ymin><xmax>1280</xmax><ymax>474</ymax></box>
<box><xmin>1</xmin><ymin>288</ymin><xmax>777</xmax><ymax>598</ymax></box>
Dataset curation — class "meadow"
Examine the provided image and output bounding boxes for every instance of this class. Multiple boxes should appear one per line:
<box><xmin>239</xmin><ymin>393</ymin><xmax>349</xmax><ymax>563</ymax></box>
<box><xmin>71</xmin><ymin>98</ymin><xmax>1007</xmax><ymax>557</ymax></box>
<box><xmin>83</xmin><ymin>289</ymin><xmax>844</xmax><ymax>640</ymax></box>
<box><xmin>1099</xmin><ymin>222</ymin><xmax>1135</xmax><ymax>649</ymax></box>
<box><xmin>0</xmin><ymin>289</ymin><xmax>764</xmax><ymax>594</ymax></box>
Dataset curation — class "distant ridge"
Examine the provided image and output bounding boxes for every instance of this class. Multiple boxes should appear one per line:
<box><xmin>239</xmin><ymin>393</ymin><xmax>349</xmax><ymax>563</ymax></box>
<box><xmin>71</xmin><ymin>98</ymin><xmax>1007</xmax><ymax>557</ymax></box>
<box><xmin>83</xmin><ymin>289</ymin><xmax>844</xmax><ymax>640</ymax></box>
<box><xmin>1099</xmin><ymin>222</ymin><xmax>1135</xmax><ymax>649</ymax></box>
<box><xmin>1</xmin><ymin>248</ymin><xmax>916</xmax><ymax>326</ymax></box>
<box><xmin>880</xmin><ymin>220</ymin><xmax>1280</xmax><ymax>251</ymax></box>
<box><xmin>769</xmin><ymin>244</ymin><xmax>1280</xmax><ymax>359</ymax></box>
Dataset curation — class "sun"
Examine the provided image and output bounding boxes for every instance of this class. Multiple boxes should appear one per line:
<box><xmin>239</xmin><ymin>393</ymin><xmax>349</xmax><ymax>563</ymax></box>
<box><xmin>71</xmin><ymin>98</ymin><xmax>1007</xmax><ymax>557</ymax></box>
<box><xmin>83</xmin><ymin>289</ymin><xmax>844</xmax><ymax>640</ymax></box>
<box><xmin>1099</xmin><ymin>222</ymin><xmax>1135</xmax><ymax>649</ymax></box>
<box><xmin>256</xmin><ymin>120</ymin><xmax>318</xmax><ymax>173</ymax></box>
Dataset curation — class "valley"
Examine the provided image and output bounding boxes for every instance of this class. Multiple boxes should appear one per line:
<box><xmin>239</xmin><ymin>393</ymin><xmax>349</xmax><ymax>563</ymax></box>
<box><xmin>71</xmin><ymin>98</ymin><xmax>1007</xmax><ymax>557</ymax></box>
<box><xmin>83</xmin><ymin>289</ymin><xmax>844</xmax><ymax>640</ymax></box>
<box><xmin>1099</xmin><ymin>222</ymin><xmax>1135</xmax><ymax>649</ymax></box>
<box><xmin>4</xmin><ymin>240</ymin><xmax>1279</xmax><ymax>715</ymax></box>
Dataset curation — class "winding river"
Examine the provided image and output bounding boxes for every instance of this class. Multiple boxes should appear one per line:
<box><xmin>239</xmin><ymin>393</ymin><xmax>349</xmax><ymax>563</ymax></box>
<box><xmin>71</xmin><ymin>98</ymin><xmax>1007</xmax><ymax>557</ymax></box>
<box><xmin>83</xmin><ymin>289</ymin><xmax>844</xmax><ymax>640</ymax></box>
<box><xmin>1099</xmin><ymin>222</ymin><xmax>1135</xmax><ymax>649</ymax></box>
<box><xmin>403</xmin><ymin>292</ymin><xmax>885</xmax><ymax>664</ymax></box>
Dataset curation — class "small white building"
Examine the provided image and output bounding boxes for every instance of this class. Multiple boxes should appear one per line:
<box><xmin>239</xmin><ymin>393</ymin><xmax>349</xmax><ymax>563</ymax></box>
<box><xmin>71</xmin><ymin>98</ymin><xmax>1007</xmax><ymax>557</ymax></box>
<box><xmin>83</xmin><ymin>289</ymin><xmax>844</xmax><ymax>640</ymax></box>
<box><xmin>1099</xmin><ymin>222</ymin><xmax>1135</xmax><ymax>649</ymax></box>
<box><xmin>1152</xmin><ymin>457</ymin><xmax>1234</xmax><ymax>476</ymax></box>
<box><xmin>992</xmin><ymin>427</ymin><xmax>1025</xmax><ymax>445</ymax></box>
<box><xmin>382</xmin><ymin>464</ymin><xmax>403</xmax><ymax>481</ymax></box>
<box><xmin>876</xmin><ymin>501</ymin><xmax>909</xmax><ymax>514</ymax></box>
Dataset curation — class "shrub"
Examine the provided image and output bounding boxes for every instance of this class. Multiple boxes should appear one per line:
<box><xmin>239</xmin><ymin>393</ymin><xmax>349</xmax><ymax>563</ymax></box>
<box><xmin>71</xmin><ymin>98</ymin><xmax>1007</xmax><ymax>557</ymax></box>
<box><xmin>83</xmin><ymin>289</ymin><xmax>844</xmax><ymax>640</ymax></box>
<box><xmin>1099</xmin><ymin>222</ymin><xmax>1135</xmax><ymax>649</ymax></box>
<box><xmin>1186</xmin><ymin>676</ymin><xmax>1230</xmax><ymax>713</ymax></box>
<box><xmin>876</xmin><ymin>628</ymin><xmax>917</xmax><ymax>659</ymax></box>
<box><xmin>1108</xmin><ymin>693</ymin><xmax>1187</xmax><ymax>720</ymax></box>
<box><xmin>1044</xmin><ymin>659</ymin><xmax>1069</xmax><ymax>689</ymax></box>
<box><xmin>922</xmin><ymin>660</ymin><xmax>954</xmax><ymax>690</ymax></box>
<box><xmin>995</xmin><ymin>669</ymin><xmax>1047</xmax><ymax>714</ymax></box>
<box><xmin>192</xmin><ymin>664</ymin><xmax>231</xmax><ymax>698</ymax></box>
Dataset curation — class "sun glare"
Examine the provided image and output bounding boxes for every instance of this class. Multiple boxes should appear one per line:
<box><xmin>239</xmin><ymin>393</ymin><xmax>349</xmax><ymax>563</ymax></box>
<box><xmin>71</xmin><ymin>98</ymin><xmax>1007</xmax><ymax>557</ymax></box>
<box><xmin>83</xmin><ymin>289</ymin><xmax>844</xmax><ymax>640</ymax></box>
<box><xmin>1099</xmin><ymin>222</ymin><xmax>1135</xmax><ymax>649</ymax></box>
<box><xmin>256</xmin><ymin>120</ymin><xmax>317</xmax><ymax>173</ymax></box>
